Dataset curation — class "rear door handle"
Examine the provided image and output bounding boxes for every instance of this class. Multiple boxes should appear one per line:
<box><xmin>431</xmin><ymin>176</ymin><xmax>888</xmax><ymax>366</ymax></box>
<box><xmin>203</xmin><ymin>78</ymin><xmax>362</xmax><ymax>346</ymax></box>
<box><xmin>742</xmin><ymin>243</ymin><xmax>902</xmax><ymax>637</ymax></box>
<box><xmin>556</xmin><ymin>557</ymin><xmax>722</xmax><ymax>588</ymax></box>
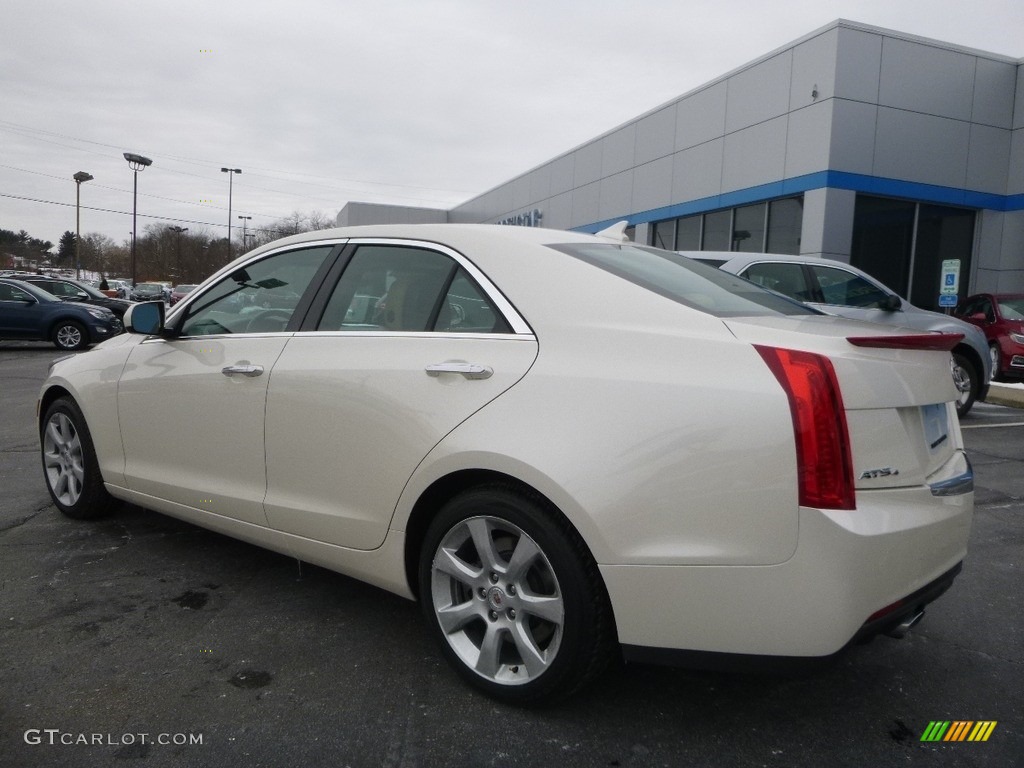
<box><xmin>425</xmin><ymin>362</ymin><xmax>493</xmax><ymax>380</ymax></box>
<box><xmin>222</xmin><ymin>364</ymin><xmax>264</xmax><ymax>378</ymax></box>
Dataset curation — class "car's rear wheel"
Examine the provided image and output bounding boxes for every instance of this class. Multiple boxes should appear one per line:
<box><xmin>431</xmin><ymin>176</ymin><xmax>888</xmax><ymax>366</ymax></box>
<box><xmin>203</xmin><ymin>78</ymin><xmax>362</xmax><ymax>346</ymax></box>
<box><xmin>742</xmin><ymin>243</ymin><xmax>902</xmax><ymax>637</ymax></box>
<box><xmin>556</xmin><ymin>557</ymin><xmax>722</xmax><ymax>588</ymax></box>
<box><xmin>41</xmin><ymin>397</ymin><xmax>112</xmax><ymax>519</ymax></box>
<box><xmin>952</xmin><ymin>352</ymin><xmax>978</xmax><ymax>418</ymax></box>
<box><xmin>419</xmin><ymin>485</ymin><xmax>615</xmax><ymax>704</ymax></box>
<box><xmin>52</xmin><ymin>320</ymin><xmax>88</xmax><ymax>351</ymax></box>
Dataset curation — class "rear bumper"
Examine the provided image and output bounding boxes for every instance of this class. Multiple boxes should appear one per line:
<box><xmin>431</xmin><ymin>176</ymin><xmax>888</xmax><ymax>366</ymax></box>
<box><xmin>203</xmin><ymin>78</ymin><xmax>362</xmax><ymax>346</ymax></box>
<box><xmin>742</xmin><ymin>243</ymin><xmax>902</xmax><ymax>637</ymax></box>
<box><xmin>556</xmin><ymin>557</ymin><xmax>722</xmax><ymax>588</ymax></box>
<box><xmin>621</xmin><ymin>561</ymin><xmax>963</xmax><ymax>671</ymax></box>
<box><xmin>601</xmin><ymin>460</ymin><xmax>972</xmax><ymax>660</ymax></box>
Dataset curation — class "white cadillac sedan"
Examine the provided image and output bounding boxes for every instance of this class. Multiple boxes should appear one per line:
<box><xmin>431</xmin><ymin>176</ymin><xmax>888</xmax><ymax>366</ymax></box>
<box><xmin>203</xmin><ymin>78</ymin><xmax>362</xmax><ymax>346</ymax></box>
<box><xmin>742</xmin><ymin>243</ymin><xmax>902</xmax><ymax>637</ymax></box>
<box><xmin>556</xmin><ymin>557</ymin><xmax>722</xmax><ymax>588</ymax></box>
<box><xmin>38</xmin><ymin>224</ymin><xmax>973</xmax><ymax>704</ymax></box>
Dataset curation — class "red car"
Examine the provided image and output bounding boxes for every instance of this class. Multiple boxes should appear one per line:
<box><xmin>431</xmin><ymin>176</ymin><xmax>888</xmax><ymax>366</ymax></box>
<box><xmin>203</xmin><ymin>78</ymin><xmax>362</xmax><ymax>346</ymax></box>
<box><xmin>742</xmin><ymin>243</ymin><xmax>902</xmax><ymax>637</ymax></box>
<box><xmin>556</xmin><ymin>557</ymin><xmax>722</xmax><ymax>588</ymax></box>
<box><xmin>169</xmin><ymin>284</ymin><xmax>198</xmax><ymax>306</ymax></box>
<box><xmin>954</xmin><ymin>293</ymin><xmax>1024</xmax><ymax>382</ymax></box>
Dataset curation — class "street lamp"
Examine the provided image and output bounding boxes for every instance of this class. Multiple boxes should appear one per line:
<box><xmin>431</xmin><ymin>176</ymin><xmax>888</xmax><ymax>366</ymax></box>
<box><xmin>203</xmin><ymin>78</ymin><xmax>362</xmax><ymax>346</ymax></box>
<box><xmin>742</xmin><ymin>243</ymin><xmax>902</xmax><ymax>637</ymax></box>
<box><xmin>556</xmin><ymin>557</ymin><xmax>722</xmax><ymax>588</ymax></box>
<box><xmin>124</xmin><ymin>152</ymin><xmax>153</xmax><ymax>287</ymax></box>
<box><xmin>169</xmin><ymin>225</ymin><xmax>189</xmax><ymax>280</ymax></box>
<box><xmin>221</xmin><ymin>167</ymin><xmax>241</xmax><ymax>254</ymax></box>
<box><xmin>73</xmin><ymin>171</ymin><xmax>93</xmax><ymax>280</ymax></box>
<box><xmin>237</xmin><ymin>215</ymin><xmax>252</xmax><ymax>251</ymax></box>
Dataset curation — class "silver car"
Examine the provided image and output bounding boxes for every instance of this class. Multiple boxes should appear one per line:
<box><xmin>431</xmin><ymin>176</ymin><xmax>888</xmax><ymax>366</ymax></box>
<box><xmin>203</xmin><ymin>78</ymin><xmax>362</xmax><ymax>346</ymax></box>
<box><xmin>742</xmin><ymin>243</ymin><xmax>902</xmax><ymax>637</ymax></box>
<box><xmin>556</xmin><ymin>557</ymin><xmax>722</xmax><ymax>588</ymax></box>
<box><xmin>683</xmin><ymin>252</ymin><xmax>992</xmax><ymax>417</ymax></box>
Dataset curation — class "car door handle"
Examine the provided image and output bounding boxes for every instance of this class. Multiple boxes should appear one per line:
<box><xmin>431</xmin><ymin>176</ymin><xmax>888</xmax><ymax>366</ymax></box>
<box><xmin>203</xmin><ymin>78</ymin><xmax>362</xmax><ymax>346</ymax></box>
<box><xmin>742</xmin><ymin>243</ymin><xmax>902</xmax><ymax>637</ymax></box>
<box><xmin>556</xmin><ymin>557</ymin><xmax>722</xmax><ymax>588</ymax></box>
<box><xmin>425</xmin><ymin>362</ymin><xmax>493</xmax><ymax>380</ymax></box>
<box><xmin>222</xmin><ymin>364</ymin><xmax>264</xmax><ymax>378</ymax></box>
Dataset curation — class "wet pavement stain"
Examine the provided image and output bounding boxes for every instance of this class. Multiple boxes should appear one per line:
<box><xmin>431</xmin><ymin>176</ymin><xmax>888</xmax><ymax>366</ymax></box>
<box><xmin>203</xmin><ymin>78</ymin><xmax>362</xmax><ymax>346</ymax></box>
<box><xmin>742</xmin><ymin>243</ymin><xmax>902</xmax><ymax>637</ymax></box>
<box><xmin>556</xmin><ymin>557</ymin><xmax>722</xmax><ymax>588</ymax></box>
<box><xmin>228</xmin><ymin>670</ymin><xmax>273</xmax><ymax>689</ymax></box>
<box><xmin>171</xmin><ymin>590</ymin><xmax>209</xmax><ymax>609</ymax></box>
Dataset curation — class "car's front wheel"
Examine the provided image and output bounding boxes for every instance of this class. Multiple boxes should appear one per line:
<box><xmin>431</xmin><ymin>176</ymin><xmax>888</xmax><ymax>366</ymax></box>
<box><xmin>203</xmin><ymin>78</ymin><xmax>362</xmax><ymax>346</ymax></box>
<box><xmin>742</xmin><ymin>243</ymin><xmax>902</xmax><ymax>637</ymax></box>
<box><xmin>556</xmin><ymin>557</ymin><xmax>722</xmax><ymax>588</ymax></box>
<box><xmin>41</xmin><ymin>397</ymin><xmax>112</xmax><ymax>519</ymax></box>
<box><xmin>951</xmin><ymin>353</ymin><xmax>979</xmax><ymax>418</ymax></box>
<box><xmin>419</xmin><ymin>485</ymin><xmax>615</xmax><ymax>705</ymax></box>
<box><xmin>52</xmin><ymin>320</ymin><xmax>88</xmax><ymax>351</ymax></box>
<box><xmin>989</xmin><ymin>343</ymin><xmax>1002</xmax><ymax>382</ymax></box>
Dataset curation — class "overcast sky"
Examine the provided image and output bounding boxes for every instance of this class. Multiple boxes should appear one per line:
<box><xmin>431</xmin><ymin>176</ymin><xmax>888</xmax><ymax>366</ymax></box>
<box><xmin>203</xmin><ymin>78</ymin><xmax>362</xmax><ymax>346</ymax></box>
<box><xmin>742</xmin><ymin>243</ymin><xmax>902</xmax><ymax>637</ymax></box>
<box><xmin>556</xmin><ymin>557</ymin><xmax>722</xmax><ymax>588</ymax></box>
<box><xmin>2</xmin><ymin>0</ymin><xmax>1021</xmax><ymax>251</ymax></box>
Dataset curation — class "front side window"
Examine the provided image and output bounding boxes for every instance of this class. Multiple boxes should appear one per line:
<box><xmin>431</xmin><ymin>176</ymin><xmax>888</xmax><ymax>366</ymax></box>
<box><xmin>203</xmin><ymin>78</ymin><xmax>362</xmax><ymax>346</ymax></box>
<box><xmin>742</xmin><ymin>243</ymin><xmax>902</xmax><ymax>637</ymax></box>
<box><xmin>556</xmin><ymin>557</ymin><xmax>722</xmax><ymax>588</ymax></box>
<box><xmin>808</xmin><ymin>265</ymin><xmax>891</xmax><ymax>308</ymax></box>
<box><xmin>316</xmin><ymin>245</ymin><xmax>510</xmax><ymax>333</ymax></box>
<box><xmin>0</xmin><ymin>283</ymin><xmax>32</xmax><ymax>302</ymax></box>
<box><xmin>740</xmin><ymin>262</ymin><xmax>814</xmax><ymax>303</ymax></box>
<box><xmin>179</xmin><ymin>246</ymin><xmax>333</xmax><ymax>336</ymax></box>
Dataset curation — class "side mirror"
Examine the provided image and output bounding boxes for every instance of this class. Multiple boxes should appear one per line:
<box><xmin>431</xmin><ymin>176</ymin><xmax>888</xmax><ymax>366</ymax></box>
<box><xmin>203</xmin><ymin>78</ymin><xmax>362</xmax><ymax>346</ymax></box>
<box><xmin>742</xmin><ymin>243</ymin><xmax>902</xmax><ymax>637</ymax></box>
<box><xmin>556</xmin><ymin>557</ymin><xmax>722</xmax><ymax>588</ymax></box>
<box><xmin>124</xmin><ymin>301</ymin><xmax>165</xmax><ymax>335</ymax></box>
<box><xmin>878</xmin><ymin>294</ymin><xmax>902</xmax><ymax>312</ymax></box>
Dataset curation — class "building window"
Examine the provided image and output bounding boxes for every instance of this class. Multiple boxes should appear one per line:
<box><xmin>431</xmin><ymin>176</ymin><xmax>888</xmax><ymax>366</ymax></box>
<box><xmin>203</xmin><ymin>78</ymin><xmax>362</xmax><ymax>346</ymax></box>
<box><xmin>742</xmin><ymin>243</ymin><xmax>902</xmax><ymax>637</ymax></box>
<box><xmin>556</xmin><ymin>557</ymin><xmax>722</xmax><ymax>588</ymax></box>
<box><xmin>650</xmin><ymin>196</ymin><xmax>802</xmax><ymax>254</ymax></box>
<box><xmin>703</xmin><ymin>210</ymin><xmax>732</xmax><ymax>251</ymax></box>
<box><xmin>851</xmin><ymin>195</ymin><xmax>975</xmax><ymax>311</ymax></box>
<box><xmin>677</xmin><ymin>216</ymin><xmax>701</xmax><ymax>250</ymax></box>
<box><xmin>767</xmin><ymin>197</ymin><xmax>803</xmax><ymax>254</ymax></box>
<box><xmin>732</xmin><ymin>203</ymin><xmax>766</xmax><ymax>252</ymax></box>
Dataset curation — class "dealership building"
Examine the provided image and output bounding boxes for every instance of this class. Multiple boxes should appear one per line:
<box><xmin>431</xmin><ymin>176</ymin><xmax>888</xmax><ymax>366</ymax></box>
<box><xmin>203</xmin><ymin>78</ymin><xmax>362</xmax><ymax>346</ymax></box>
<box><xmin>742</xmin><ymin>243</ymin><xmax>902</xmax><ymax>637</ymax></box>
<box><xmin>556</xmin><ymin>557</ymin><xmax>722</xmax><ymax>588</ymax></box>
<box><xmin>337</xmin><ymin>19</ymin><xmax>1024</xmax><ymax>310</ymax></box>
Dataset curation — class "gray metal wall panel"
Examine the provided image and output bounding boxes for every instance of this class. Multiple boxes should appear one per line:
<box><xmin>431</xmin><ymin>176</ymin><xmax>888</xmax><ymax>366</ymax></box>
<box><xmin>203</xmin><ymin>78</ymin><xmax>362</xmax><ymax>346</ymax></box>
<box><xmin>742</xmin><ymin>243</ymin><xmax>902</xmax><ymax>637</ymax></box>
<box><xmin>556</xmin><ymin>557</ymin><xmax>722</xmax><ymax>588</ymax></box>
<box><xmin>834</xmin><ymin>27</ymin><xmax>882</xmax><ymax>103</ymax></box>
<box><xmin>573</xmin><ymin>141</ymin><xmax>603</xmax><ymax>187</ymax></box>
<box><xmin>967</xmin><ymin>125</ymin><xmax>1011</xmax><ymax>195</ymax></box>
<box><xmin>512</xmin><ymin>175</ymin><xmax>533</xmax><ymax>209</ymax></box>
<box><xmin>635</xmin><ymin>106</ymin><xmax>676</xmax><ymax>165</ymax></box>
<box><xmin>546</xmin><ymin>192</ymin><xmax>573</xmax><ymax>230</ymax></box>
<box><xmin>570</xmin><ymin>181</ymin><xmax>601</xmax><ymax>228</ymax></box>
<box><xmin>725</xmin><ymin>52</ymin><xmax>793</xmax><ymax>134</ymax></box>
<box><xmin>550</xmin><ymin>155</ymin><xmax>575</xmax><ymax>195</ymax></box>
<box><xmin>972</xmin><ymin>58</ymin><xmax>1017</xmax><ymax>128</ymax></box>
<box><xmin>1016</xmin><ymin>66</ymin><xmax>1024</xmax><ymax>130</ymax></box>
<box><xmin>675</xmin><ymin>83</ymin><xmax>727</xmax><ymax>150</ymax></box>
<box><xmin>599</xmin><ymin>170</ymin><xmax>634</xmax><ymax>221</ymax></box>
<box><xmin>722</xmin><ymin>117</ymin><xmax>788</xmax><ymax>191</ymax></box>
<box><xmin>632</xmin><ymin>156</ymin><xmax>674</xmax><ymax>213</ymax></box>
<box><xmin>528</xmin><ymin>164</ymin><xmax>552</xmax><ymax>204</ymax></box>
<box><xmin>878</xmin><ymin>38</ymin><xmax>975</xmax><ymax>121</ymax></box>
<box><xmin>1010</xmin><ymin>129</ymin><xmax>1024</xmax><ymax>195</ymax></box>
<box><xmin>873</xmin><ymin>107</ymin><xmax>970</xmax><ymax>188</ymax></box>
<box><xmin>672</xmin><ymin>139</ymin><xmax>724</xmax><ymax>201</ymax></box>
<box><xmin>789</xmin><ymin>28</ymin><xmax>838</xmax><ymax>110</ymax></box>
<box><xmin>828</xmin><ymin>100</ymin><xmax>877</xmax><ymax>175</ymax></box>
<box><xmin>784</xmin><ymin>101</ymin><xmax>833</xmax><ymax>178</ymax></box>
<box><xmin>602</xmin><ymin>125</ymin><xmax>637</xmax><ymax>177</ymax></box>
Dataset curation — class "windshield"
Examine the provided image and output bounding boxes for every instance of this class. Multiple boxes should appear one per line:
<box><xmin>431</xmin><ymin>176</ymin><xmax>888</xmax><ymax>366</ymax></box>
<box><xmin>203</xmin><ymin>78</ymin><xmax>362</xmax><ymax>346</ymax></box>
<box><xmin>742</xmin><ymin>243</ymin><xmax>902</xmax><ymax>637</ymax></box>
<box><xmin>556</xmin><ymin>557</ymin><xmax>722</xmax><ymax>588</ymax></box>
<box><xmin>999</xmin><ymin>297</ymin><xmax>1024</xmax><ymax>321</ymax></box>
<box><xmin>551</xmin><ymin>242</ymin><xmax>817</xmax><ymax>318</ymax></box>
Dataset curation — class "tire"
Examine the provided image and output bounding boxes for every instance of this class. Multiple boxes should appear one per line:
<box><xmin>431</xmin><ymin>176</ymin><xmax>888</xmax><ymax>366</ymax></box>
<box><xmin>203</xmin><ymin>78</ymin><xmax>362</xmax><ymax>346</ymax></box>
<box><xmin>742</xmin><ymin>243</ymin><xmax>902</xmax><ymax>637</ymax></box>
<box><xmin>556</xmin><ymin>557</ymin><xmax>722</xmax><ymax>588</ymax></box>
<box><xmin>951</xmin><ymin>352</ymin><xmax>978</xmax><ymax>418</ymax></box>
<box><xmin>989</xmin><ymin>343</ymin><xmax>1002</xmax><ymax>382</ymax></box>
<box><xmin>40</xmin><ymin>397</ymin><xmax>112</xmax><ymax>519</ymax></box>
<box><xmin>418</xmin><ymin>484</ymin><xmax>616</xmax><ymax>705</ymax></box>
<box><xmin>52</xmin><ymin>320</ymin><xmax>88</xmax><ymax>351</ymax></box>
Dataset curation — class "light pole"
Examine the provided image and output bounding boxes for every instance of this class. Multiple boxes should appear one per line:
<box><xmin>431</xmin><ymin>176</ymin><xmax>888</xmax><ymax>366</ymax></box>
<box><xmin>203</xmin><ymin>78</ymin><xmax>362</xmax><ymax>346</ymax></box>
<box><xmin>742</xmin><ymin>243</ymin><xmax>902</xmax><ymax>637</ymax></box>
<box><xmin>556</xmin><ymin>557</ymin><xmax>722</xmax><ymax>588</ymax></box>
<box><xmin>124</xmin><ymin>152</ymin><xmax>153</xmax><ymax>287</ymax></box>
<box><xmin>221</xmin><ymin>167</ymin><xmax>241</xmax><ymax>254</ymax></box>
<box><xmin>73</xmin><ymin>171</ymin><xmax>93</xmax><ymax>280</ymax></box>
<box><xmin>169</xmin><ymin>226</ymin><xmax>189</xmax><ymax>281</ymax></box>
<box><xmin>237</xmin><ymin>215</ymin><xmax>252</xmax><ymax>251</ymax></box>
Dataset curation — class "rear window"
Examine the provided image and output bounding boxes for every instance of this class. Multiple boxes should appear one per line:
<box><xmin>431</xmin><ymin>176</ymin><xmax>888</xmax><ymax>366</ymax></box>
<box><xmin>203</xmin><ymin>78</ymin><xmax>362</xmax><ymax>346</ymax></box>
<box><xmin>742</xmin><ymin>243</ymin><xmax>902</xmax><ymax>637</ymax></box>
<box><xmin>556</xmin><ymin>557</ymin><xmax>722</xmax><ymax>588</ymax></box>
<box><xmin>551</xmin><ymin>243</ymin><xmax>816</xmax><ymax>318</ymax></box>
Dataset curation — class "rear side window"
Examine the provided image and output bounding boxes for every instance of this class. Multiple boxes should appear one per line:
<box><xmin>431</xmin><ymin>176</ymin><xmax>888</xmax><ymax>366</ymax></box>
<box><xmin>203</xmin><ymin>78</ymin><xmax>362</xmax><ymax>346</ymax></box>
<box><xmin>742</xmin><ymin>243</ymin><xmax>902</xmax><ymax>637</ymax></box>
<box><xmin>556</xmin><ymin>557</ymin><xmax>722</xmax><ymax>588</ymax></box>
<box><xmin>551</xmin><ymin>243</ymin><xmax>814</xmax><ymax>318</ymax></box>
<box><xmin>316</xmin><ymin>245</ymin><xmax>511</xmax><ymax>333</ymax></box>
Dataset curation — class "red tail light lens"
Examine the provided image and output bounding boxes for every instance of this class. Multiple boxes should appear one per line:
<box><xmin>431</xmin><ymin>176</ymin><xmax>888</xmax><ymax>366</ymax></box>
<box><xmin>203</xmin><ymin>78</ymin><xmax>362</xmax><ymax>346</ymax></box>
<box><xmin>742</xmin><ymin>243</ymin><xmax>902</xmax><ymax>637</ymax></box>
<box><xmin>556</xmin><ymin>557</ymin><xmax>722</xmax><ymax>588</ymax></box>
<box><xmin>754</xmin><ymin>345</ymin><xmax>855</xmax><ymax>510</ymax></box>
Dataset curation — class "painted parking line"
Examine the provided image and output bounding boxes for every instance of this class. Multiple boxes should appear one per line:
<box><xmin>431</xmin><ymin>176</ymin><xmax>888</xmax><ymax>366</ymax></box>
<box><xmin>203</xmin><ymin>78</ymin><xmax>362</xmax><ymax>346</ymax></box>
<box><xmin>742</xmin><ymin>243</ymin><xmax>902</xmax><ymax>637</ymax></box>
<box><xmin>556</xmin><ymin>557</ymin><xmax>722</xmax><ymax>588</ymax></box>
<box><xmin>961</xmin><ymin>421</ymin><xmax>1024</xmax><ymax>429</ymax></box>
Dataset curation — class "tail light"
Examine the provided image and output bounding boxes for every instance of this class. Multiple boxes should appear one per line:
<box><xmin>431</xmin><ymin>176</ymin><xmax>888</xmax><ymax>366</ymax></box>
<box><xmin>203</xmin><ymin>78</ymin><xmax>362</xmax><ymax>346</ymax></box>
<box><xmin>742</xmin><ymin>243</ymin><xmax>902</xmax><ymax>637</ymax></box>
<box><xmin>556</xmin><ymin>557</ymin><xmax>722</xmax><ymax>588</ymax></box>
<box><xmin>754</xmin><ymin>345</ymin><xmax>855</xmax><ymax>510</ymax></box>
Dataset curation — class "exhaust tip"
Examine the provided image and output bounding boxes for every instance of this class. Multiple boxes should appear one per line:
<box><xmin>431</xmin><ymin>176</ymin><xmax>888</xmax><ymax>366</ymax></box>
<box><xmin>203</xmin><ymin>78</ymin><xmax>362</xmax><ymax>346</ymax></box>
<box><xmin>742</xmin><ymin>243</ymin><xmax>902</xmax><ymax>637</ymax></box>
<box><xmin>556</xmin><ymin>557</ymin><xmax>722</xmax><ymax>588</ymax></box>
<box><xmin>886</xmin><ymin>609</ymin><xmax>925</xmax><ymax>639</ymax></box>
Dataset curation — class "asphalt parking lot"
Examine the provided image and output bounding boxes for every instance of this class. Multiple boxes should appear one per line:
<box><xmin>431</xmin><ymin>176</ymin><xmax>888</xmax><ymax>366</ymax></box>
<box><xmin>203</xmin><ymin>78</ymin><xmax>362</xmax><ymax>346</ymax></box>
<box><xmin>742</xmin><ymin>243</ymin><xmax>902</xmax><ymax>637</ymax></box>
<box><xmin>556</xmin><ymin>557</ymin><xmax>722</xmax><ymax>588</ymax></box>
<box><xmin>1</xmin><ymin>341</ymin><xmax>1021</xmax><ymax>768</ymax></box>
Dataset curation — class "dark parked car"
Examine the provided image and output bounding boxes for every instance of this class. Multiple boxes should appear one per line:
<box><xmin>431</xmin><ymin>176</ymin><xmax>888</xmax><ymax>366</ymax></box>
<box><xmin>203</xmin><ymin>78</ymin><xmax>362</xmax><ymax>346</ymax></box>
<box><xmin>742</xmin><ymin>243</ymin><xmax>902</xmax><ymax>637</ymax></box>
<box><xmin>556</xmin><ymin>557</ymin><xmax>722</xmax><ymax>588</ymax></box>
<box><xmin>13</xmin><ymin>275</ymin><xmax>133</xmax><ymax>318</ymax></box>
<box><xmin>0</xmin><ymin>278</ymin><xmax>122</xmax><ymax>350</ymax></box>
<box><xmin>131</xmin><ymin>283</ymin><xmax>166</xmax><ymax>302</ymax></box>
<box><xmin>954</xmin><ymin>293</ymin><xmax>1024</xmax><ymax>382</ymax></box>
